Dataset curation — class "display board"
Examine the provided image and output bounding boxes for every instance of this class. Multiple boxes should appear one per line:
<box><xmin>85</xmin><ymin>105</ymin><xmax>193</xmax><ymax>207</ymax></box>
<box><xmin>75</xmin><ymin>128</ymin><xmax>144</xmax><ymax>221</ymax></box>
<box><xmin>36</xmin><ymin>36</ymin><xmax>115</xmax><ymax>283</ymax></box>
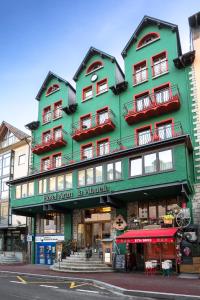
<box><xmin>114</xmin><ymin>254</ymin><xmax>125</xmax><ymax>270</ymax></box>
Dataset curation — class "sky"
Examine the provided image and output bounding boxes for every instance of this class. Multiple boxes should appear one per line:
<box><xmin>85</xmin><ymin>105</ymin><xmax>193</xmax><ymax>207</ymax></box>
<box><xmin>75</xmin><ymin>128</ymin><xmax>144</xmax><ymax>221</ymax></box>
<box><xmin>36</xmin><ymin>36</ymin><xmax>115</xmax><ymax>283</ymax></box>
<box><xmin>0</xmin><ymin>0</ymin><xmax>199</xmax><ymax>133</ymax></box>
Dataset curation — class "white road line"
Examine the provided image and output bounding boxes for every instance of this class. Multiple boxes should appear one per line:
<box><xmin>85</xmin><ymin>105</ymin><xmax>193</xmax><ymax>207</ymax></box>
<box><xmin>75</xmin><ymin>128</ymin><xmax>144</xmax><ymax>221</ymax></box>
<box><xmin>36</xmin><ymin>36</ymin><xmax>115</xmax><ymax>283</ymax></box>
<box><xmin>76</xmin><ymin>289</ymin><xmax>99</xmax><ymax>294</ymax></box>
<box><xmin>10</xmin><ymin>281</ymin><xmax>25</xmax><ymax>284</ymax></box>
<box><xmin>40</xmin><ymin>284</ymin><xmax>59</xmax><ymax>289</ymax></box>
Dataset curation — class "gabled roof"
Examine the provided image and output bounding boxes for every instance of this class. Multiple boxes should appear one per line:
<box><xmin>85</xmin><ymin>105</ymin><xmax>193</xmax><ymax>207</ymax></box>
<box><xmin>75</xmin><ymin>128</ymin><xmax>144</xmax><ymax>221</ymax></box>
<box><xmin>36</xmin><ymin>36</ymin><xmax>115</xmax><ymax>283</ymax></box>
<box><xmin>0</xmin><ymin>121</ymin><xmax>30</xmax><ymax>141</ymax></box>
<box><xmin>73</xmin><ymin>47</ymin><xmax>124</xmax><ymax>81</ymax></box>
<box><xmin>122</xmin><ymin>15</ymin><xmax>182</xmax><ymax>57</ymax></box>
<box><xmin>36</xmin><ymin>71</ymin><xmax>75</xmax><ymax>101</ymax></box>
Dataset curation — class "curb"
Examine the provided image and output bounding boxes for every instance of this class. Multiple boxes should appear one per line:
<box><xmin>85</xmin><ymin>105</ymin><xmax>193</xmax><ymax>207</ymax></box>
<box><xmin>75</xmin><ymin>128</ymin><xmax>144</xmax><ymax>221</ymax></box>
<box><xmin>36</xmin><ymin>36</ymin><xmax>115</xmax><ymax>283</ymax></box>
<box><xmin>0</xmin><ymin>270</ymin><xmax>200</xmax><ymax>299</ymax></box>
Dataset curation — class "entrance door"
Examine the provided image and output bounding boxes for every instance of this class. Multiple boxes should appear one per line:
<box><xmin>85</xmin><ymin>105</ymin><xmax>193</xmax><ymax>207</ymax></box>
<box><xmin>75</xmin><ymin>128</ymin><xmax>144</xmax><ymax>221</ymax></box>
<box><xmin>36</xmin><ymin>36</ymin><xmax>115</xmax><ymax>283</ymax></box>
<box><xmin>85</xmin><ymin>224</ymin><xmax>92</xmax><ymax>247</ymax></box>
<box><xmin>136</xmin><ymin>243</ymin><xmax>145</xmax><ymax>270</ymax></box>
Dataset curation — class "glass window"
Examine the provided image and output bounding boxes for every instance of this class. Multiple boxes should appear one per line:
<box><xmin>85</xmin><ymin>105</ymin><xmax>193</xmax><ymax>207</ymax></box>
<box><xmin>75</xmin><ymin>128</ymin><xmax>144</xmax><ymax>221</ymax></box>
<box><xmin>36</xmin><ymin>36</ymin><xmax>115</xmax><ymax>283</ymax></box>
<box><xmin>78</xmin><ymin>170</ymin><xmax>85</xmax><ymax>187</ymax></box>
<box><xmin>18</xmin><ymin>154</ymin><xmax>26</xmax><ymax>165</ymax></box>
<box><xmin>134</xmin><ymin>62</ymin><xmax>147</xmax><ymax>84</ymax></box>
<box><xmin>136</xmin><ymin>94</ymin><xmax>151</xmax><ymax>112</ymax></box>
<box><xmin>53</xmin><ymin>154</ymin><xmax>62</xmax><ymax>168</ymax></box>
<box><xmin>0</xmin><ymin>156</ymin><xmax>2</xmax><ymax>176</ymax></box>
<box><xmin>42</xmin><ymin>158</ymin><xmax>50</xmax><ymax>171</ymax></box>
<box><xmin>158</xmin><ymin>199</ymin><xmax>166</xmax><ymax>218</ymax></box>
<box><xmin>98</xmin><ymin>140</ymin><xmax>109</xmax><ymax>156</ymax></box>
<box><xmin>155</xmin><ymin>87</ymin><xmax>170</xmax><ymax>104</ymax></box>
<box><xmin>1</xmin><ymin>177</ymin><xmax>9</xmax><ymax>199</ymax></box>
<box><xmin>157</xmin><ymin>123</ymin><xmax>172</xmax><ymax>140</ymax></box>
<box><xmin>16</xmin><ymin>185</ymin><xmax>21</xmax><ymax>199</ymax></box>
<box><xmin>28</xmin><ymin>182</ymin><xmax>34</xmax><ymax>196</ymax></box>
<box><xmin>144</xmin><ymin>153</ymin><xmax>157</xmax><ymax>174</ymax></box>
<box><xmin>153</xmin><ymin>53</ymin><xmax>167</xmax><ymax>76</ymax></box>
<box><xmin>54</xmin><ymin>127</ymin><xmax>62</xmax><ymax>140</ymax></box>
<box><xmin>98</xmin><ymin>110</ymin><xmax>109</xmax><ymax>125</ymax></box>
<box><xmin>22</xmin><ymin>183</ymin><xmax>27</xmax><ymax>197</ymax></box>
<box><xmin>43</xmin><ymin>131</ymin><xmax>51</xmax><ymax>143</ymax></box>
<box><xmin>107</xmin><ymin>163</ymin><xmax>114</xmax><ymax>181</ymax></box>
<box><xmin>49</xmin><ymin>177</ymin><xmax>56</xmax><ymax>192</ymax></box>
<box><xmin>57</xmin><ymin>175</ymin><xmax>64</xmax><ymax>191</ymax></box>
<box><xmin>130</xmin><ymin>157</ymin><xmax>142</xmax><ymax>176</ymax></box>
<box><xmin>65</xmin><ymin>173</ymin><xmax>72</xmax><ymax>189</ymax></box>
<box><xmin>97</xmin><ymin>80</ymin><xmax>108</xmax><ymax>94</ymax></box>
<box><xmin>159</xmin><ymin>149</ymin><xmax>172</xmax><ymax>171</ymax></box>
<box><xmin>95</xmin><ymin>166</ymin><xmax>103</xmax><ymax>183</ymax></box>
<box><xmin>82</xmin><ymin>145</ymin><xmax>93</xmax><ymax>159</ymax></box>
<box><xmin>86</xmin><ymin>168</ymin><xmax>94</xmax><ymax>185</ymax></box>
<box><xmin>43</xmin><ymin>107</ymin><xmax>51</xmax><ymax>123</ymax></box>
<box><xmin>138</xmin><ymin>129</ymin><xmax>152</xmax><ymax>145</ymax></box>
<box><xmin>54</xmin><ymin>101</ymin><xmax>62</xmax><ymax>119</ymax></box>
<box><xmin>149</xmin><ymin>201</ymin><xmax>157</xmax><ymax>220</ymax></box>
<box><xmin>115</xmin><ymin>161</ymin><xmax>122</xmax><ymax>180</ymax></box>
<box><xmin>81</xmin><ymin>117</ymin><xmax>91</xmax><ymax>130</ymax></box>
<box><xmin>38</xmin><ymin>180</ymin><xmax>43</xmax><ymax>194</ymax></box>
<box><xmin>139</xmin><ymin>202</ymin><xmax>148</xmax><ymax>219</ymax></box>
<box><xmin>3</xmin><ymin>154</ymin><xmax>11</xmax><ymax>175</ymax></box>
<box><xmin>83</xmin><ymin>86</ymin><xmax>93</xmax><ymax>100</ymax></box>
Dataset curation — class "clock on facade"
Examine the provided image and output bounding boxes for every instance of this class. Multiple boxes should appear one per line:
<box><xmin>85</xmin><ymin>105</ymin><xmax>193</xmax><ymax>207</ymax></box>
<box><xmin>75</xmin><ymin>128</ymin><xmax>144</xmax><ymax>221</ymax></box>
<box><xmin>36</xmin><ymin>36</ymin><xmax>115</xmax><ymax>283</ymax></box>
<box><xmin>91</xmin><ymin>74</ymin><xmax>98</xmax><ymax>82</ymax></box>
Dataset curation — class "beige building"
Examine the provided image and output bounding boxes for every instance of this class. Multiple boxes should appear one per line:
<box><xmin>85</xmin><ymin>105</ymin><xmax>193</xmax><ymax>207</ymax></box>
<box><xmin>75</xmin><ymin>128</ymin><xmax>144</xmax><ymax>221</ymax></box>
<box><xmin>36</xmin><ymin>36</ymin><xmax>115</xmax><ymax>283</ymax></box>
<box><xmin>189</xmin><ymin>12</ymin><xmax>200</xmax><ymax>225</ymax></box>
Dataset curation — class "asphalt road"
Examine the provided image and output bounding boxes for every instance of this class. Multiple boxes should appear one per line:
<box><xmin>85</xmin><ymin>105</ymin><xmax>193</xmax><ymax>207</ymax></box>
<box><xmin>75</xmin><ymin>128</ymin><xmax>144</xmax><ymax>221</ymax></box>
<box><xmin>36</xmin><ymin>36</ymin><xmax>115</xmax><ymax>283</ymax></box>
<box><xmin>0</xmin><ymin>273</ymin><xmax>155</xmax><ymax>300</ymax></box>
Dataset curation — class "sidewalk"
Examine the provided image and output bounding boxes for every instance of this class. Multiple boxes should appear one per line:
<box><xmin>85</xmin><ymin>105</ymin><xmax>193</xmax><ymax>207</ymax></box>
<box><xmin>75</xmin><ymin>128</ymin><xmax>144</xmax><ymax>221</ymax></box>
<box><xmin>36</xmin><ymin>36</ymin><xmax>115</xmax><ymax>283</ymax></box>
<box><xmin>0</xmin><ymin>263</ymin><xmax>199</xmax><ymax>299</ymax></box>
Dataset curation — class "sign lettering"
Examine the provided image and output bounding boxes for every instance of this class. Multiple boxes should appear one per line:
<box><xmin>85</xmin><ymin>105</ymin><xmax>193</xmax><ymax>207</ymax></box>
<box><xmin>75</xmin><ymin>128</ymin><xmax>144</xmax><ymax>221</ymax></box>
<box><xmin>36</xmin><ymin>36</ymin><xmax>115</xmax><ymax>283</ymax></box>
<box><xmin>78</xmin><ymin>185</ymin><xmax>110</xmax><ymax>197</ymax></box>
<box><xmin>44</xmin><ymin>191</ymin><xmax>73</xmax><ymax>202</ymax></box>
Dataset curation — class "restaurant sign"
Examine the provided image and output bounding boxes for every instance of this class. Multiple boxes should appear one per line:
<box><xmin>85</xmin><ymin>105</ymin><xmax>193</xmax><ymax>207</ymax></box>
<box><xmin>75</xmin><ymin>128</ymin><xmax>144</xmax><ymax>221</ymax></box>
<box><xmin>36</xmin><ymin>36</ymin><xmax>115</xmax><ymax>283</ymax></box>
<box><xmin>78</xmin><ymin>184</ymin><xmax>110</xmax><ymax>197</ymax></box>
<box><xmin>116</xmin><ymin>237</ymin><xmax>175</xmax><ymax>244</ymax></box>
<box><xmin>44</xmin><ymin>191</ymin><xmax>73</xmax><ymax>202</ymax></box>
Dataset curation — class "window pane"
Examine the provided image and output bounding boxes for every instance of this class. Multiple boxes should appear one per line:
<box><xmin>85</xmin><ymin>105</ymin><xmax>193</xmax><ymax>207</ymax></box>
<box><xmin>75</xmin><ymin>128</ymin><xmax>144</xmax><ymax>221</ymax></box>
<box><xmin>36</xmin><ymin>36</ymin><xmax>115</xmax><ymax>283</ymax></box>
<box><xmin>82</xmin><ymin>146</ymin><xmax>92</xmax><ymax>159</ymax></box>
<box><xmin>86</xmin><ymin>168</ymin><xmax>94</xmax><ymax>185</ymax></box>
<box><xmin>82</xmin><ymin>118</ymin><xmax>91</xmax><ymax>130</ymax></box>
<box><xmin>18</xmin><ymin>154</ymin><xmax>26</xmax><ymax>165</ymax></box>
<box><xmin>107</xmin><ymin>163</ymin><xmax>114</xmax><ymax>181</ymax></box>
<box><xmin>98</xmin><ymin>111</ymin><xmax>108</xmax><ymax>124</ymax></box>
<box><xmin>155</xmin><ymin>88</ymin><xmax>170</xmax><ymax>104</ymax></box>
<box><xmin>136</xmin><ymin>96</ymin><xmax>151</xmax><ymax>112</ymax></box>
<box><xmin>43</xmin><ymin>179</ymin><xmax>47</xmax><ymax>193</ymax></box>
<box><xmin>54</xmin><ymin>128</ymin><xmax>62</xmax><ymax>140</ymax></box>
<box><xmin>28</xmin><ymin>182</ymin><xmax>34</xmax><ymax>196</ymax></box>
<box><xmin>149</xmin><ymin>201</ymin><xmax>157</xmax><ymax>220</ymax></box>
<box><xmin>115</xmin><ymin>161</ymin><xmax>122</xmax><ymax>180</ymax></box>
<box><xmin>144</xmin><ymin>153</ymin><xmax>157</xmax><ymax>173</ymax></box>
<box><xmin>1</xmin><ymin>177</ymin><xmax>9</xmax><ymax>199</ymax></box>
<box><xmin>57</xmin><ymin>175</ymin><xmax>64</xmax><ymax>191</ymax></box>
<box><xmin>49</xmin><ymin>177</ymin><xmax>56</xmax><ymax>192</ymax></box>
<box><xmin>158</xmin><ymin>199</ymin><xmax>166</xmax><ymax>218</ymax></box>
<box><xmin>38</xmin><ymin>180</ymin><xmax>43</xmax><ymax>194</ymax></box>
<box><xmin>139</xmin><ymin>202</ymin><xmax>148</xmax><ymax>219</ymax></box>
<box><xmin>98</xmin><ymin>141</ymin><xmax>109</xmax><ymax>156</ymax></box>
<box><xmin>138</xmin><ymin>129</ymin><xmax>151</xmax><ymax>145</ymax></box>
<box><xmin>78</xmin><ymin>170</ymin><xmax>85</xmax><ymax>187</ymax></box>
<box><xmin>157</xmin><ymin>124</ymin><xmax>172</xmax><ymax>140</ymax></box>
<box><xmin>22</xmin><ymin>184</ymin><xmax>27</xmax><ymax>197</ymax></box>
<box><xmin>131</xmin><ymin>157</ymin><xmax>142</xmax><ymax>176</ymax></box>
<box><xmin>65</xmin><ymin>173</ymin><xmax>72</xmax><ymax>189</ymax></box>
<box><xmin>16</xmin><ymin>185</ymin><xmax>21</xmax><ymax>199</ymax></box>
<box><xmin>95</xmin><ymin>166</ymin><xmax>103</xmax><ymax>183</ymax></box>
<box><xmin>159</xmin><ymin>150</ymin><xmax>172</xmax><ymax>171</ymax></box>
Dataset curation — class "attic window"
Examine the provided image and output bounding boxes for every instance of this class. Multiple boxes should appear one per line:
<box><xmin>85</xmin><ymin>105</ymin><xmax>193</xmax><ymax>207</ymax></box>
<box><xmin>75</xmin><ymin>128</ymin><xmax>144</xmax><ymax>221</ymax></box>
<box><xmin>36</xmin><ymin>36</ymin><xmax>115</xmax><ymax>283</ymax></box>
<box><xmin>86</xmin><ymin>61</ymin><xmax>103</xmax><ymax>74</ymax></box>
<box><xmin>137</xmin><ymin>32</ymin><xmax>160</xmax><ymax>49</ymax></box>
<box><xmin>46</xmin><ymin>84</ymin><xmax>60</xmax><ymax>96</ymax></box>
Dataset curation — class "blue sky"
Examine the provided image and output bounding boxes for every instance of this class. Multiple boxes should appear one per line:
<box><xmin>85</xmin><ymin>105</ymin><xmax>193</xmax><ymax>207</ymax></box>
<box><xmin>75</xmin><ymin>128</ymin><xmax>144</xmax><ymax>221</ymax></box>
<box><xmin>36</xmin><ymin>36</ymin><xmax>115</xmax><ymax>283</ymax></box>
<box><xmin>0</xmin><ymin>0</ymin><xmax>199</xmax><ymax>133</ymax></box>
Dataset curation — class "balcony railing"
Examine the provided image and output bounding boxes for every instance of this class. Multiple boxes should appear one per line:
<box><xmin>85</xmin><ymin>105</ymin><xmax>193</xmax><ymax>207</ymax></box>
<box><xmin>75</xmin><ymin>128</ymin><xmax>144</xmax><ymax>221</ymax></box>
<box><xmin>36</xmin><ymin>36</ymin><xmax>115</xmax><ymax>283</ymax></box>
<box><xmin>42</xmin><ymin>108</ymin><xmax>62</xmax><ymax>124</ymax></box>
<box><xmin>28</xmin><ymin>122</ymin><xmax>184</xmax><ymax>175</ymax></box>
<box><xmin>124</xmin><ymin>85</ymin><xmax>180</xmax><ymax>125</ymax></box>
<box><xmin>32</xmin><ymin>130</ymin><xmax>67</xmax><ymax>154</ymax></box>
<box><xmin>71</xmin><ymin>109</ymin><xmax>116</xmax><ymax>141</ymax></box>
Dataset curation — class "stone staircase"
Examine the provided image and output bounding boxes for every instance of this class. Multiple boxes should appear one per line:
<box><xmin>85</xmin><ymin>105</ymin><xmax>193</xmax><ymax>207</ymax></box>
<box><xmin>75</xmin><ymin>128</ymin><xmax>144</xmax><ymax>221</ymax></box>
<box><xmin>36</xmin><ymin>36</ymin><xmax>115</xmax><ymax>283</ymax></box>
<box><xmin>0</xmin><ymin>253</ymin><xmax>20</xmax><ymax>264</ymax></box>
<box><xmin>51</xmin><ymin>251</ymin><xmax>113</xmax><ymax>273</ymax></box>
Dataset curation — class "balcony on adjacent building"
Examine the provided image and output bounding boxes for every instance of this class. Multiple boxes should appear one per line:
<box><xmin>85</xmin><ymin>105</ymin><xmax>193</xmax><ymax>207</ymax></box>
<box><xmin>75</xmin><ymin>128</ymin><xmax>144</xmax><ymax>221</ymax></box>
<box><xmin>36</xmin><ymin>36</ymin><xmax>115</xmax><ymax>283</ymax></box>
<box><xmin>124</xmin><ymin>85</ymin><xmax>180</xmax><ymax>125</ymax></box>
<box><xmin>32</xmin><ymin>129</ymin><xmax>67</xmax><ymax>154</ymax></box>
<box><xmin>71</xmin><ymin>109</ymin><xmax>116</xmax><ymax>141</ymax></box>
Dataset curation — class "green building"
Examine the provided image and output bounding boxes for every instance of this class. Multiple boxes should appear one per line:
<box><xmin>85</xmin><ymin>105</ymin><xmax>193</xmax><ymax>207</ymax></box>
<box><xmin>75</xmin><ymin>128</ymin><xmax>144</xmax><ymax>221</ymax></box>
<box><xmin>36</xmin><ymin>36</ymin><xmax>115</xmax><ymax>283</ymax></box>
<box><xmin>9</xmin><ymin>16</ymin><xmax>195</xmax><ymax>266</ymax></box>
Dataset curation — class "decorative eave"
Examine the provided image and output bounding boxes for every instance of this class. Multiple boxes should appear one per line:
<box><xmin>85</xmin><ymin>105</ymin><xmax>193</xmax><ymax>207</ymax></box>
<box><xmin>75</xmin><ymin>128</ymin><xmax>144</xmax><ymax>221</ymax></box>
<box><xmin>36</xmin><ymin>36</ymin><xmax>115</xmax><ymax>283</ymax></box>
<box><xmin>36</xmin><ymin>71</ymin><xmax>75</xmax><ymax>101</ymax></box>
<box><xmin>173</xmin><ymin>50</ymin><xmax>195</xmax><ymax>69</ymax></box>
<box><xmin>25</xmin><ymin>121</ymin><xmax>40</xmax><ymax>131</ymax></box>
<box><xmin>73</xmin><ymin>46</ymin><xmax>124</xmax><ymax>81</ymax></box>
<box><xmin>62</xmin><ymin>103</ymin><xmax>78</xmax><ymax>115</ymax></box>
<box><xmin>188</xmin><ymin>12</ymin><xmax>200</xmax><ymax>28</ymax></box>
<box><xmin>110</xmin><ymin>81</ymin><xmax>128</xmax><ymax>95</ymax></box>
<box><xmin>122</xmin><ymin>15</ymin><xmax>181</xmax><ymax>57</ymax></box>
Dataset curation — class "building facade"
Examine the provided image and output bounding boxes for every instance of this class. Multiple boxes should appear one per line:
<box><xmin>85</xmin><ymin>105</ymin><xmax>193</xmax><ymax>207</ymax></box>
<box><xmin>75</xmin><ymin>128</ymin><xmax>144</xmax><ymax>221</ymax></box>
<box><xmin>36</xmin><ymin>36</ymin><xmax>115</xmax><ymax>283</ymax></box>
<box><xmin>9</xmin><ymin>16</ymin><xmax>195</xmax><ymax>266</ymax></box>
<box><xmin>0</xmin><ymin>121</ymin><xmax>30</xmax><ymax>258</ymax></box>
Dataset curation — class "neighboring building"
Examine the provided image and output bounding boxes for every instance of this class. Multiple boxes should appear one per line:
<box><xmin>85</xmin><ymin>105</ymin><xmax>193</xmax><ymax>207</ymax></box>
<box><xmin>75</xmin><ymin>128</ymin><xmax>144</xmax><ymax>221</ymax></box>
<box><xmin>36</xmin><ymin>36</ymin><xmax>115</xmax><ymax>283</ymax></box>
<box><xmin>188</xmin><ymin>12</ymin><xmax>200</xmax><ymax>225</ymax></box>
<box><xmin>9</xmin><ymin>16</ymin><xmax>195</xmax><ymax>267</ymax></box>
<box><xmin>0</xmin><ymin>121</ymin><xmax>30</xmax><ymax>258</ymax></box>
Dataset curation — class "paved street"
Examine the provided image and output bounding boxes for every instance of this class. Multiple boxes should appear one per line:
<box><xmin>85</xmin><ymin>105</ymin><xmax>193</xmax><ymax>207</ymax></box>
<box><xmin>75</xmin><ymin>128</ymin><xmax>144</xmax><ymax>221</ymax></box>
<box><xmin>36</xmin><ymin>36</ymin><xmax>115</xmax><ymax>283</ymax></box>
<box><xmin>0</xmin><ymin>273</ymin><xmax>155</xmax><ymax>300</ymax></box>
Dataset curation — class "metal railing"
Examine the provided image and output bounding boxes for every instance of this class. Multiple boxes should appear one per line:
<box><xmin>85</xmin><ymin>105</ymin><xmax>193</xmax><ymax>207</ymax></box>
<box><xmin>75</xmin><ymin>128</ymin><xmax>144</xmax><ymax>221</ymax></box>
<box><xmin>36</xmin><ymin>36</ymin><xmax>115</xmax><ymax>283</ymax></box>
<box><xmin>133</xmin><ymin>67</ymin><xmax>148</xmax><ymax>85</ymax></box>
<box><xmin>124</xmin><ymin>85</ymin><xmax>180</xmax><ymax>117</ymax></box>
<box><xmin>29</xmin><ymin>122</ymin><xmax>184</xmax><ymax>175</ymax></box>
<box><xmin>32</xmin><ymin>129</ymin><xmax>68</xmax><ymax>149</ymax></box>
<box><xmin>42</xmin><ymin>108</ymin><xmax>63</xmax><ymax>124</ymax></box>
<box><xmin>71</xmin><ymin>109</ymin><xmax>116</xmax><ymax>136</ymax></box>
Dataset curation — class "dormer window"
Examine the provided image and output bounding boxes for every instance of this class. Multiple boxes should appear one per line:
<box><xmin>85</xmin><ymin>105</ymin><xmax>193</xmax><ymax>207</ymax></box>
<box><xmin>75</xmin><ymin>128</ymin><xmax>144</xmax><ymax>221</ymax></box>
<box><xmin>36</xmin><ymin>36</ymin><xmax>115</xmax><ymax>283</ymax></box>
<box><xmin>46</xmin><ymin>84</ymin><xmax>60</xmax><ymax>96</ymax></box>
<box><xmin>137</xmin><ymin>32</ymin><xmax>160</xmax><ymax>49</ymax></box>
<box><xmin>86</xmin><ymin>61</ymin><xmax>103</xmax><ymax>74</ymax></box>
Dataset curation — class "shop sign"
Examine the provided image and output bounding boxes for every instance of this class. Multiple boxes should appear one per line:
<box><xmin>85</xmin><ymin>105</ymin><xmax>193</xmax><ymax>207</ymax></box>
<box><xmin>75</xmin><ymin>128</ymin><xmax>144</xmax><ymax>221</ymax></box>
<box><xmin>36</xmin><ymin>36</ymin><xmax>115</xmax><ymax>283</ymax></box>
<box><xmin>113</xmin><ymin>215</ymin><xmax>127</xmax><ymax>230</ymax></box>
<box><xmin>117</xmin><ymin>237</ymin><xmax>175</xmax><ymax>244</ymax></box>
<box><xmin>44</xmin><ymin>191</ymin><xmax>73</xmax><ymax>202</ymax></box>
<box><xmin>27</xmin><ymin>234</ymin><xmax>33</xmax><ymax>242</ymax></box>
<box><xmin>78</xmin><ymin>184</ymin><xmax>110</xmax><ymax>197</ymax></box>
<box><xmin>35</xmin><ymin>235</ymin><xmax>64</xmax><ymax>243</ymax></box>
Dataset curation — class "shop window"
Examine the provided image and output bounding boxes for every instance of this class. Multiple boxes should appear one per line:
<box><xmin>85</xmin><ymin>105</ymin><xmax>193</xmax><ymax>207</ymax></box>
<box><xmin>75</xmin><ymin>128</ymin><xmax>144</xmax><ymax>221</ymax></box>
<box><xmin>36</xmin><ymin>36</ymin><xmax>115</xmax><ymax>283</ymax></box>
<box><xmin>97</xmin><ymin>139</ymin><xmax>109</xmax><ymax>156</ymax></box>
<box><xmin>86</xmin><ymin>61</ymin><xmax>103</xmax><ymax>74</ymax></box>
<box><xmin>136</xmin><ymin>127</ymin><xmax>152</xmax><ymax>146</ymax></box>
<box><xmin>41</xmin><ymin>157</ymin><xmax>50</xmax><ymax>171</ymax></box>
<box><xmin>106</xmin><ymin>161</ymin><xmax>122</xmax><ymax>181</ymax></box>
<box><xmin>86</xmin><ymin>168</ymin><xmax>94</xmax><ymax>185</ymax></box>
<box><xmin>53</xmin><ymin>100</ymin><xmax>62</xmax><ymax>119</ymax></box>
<box><xmin>65</xmin><ymin>173</ymin><xmax>72</xmax><ymax>189</ymax></box>
<box><xmin>137</xmin><ymin>32</ymin><xmax>160</xmax><ymax>49</ymax></box>
<box><xmin>96</xmin><ymin>78</ymin><xmax>108</xmax><ymax>95</ymax></box>
<box><xmin>78</xmin><ymin>169</ymin><xmax>86</xmax><ymax>187</ymax></box>
<box><xmin>82</xmin><ymin>85</ymin><xmax>93</xmax><ymax>101</ymax></box>
<box><xmin>97</xmin><ymin>108</ymin><xmax>109</xmax><ymax>125</ymax></box>
<box><xmin>130</xmin><ymin>157</ymin><xmax>142</xmax><ymax>177</ymax></box>
<box><xmin>133</xmin><ymin>61</ymin><xmax>147</xmax><ymax>85</ymax></box>
<box><xmin>152</xmin><ymin>51</ymin><xmax>168</xmax><ymax>77</ymax></box>
<box><xmin>53</xmin><ymin>126</ymin><xmax>62</xmax><ymax>140</ymax></box>
<box><xmin>154</xmin><ymin>84</ymin><xmax>170</xmax><ymax>104</ymax></box>
<box><xmin>42</xmin><ymin>130</ymin><xmax>51</xmax><ymax>143</ymax></box>
<box><xmin>49</xmin><ymin>177</ymin><xmax>56</xmax><ymax>192</ymax></box>
<box><xmin>42</xmin><ymin>106</ymin><xmax>51</xmax><ymax>124</ymax></box>
<box><xmin>52</xmin><ymin>153</ymin><xmax>62</xmax><ymax>168</ymax></box>
<box><xmin>81</xmin><ymin>143</ymin><xmax>93</xmax><ymax>160</ymax></box>
<box><xmin>18</xmin><ymin>154</ymin><xmax>26</xmax><ymax>165</ymax></box>
<box><xmin>144</xmin><ymin>153</ymin><xmax>157</xmax><ymax>174</ymax></box>
<box><xmin>46</xmin><ymin>84</ymin><xmax>59</xmax><ymax>96</ymax></box>
<box><xmin>81</xmin><ymin>115</ymin><xmax>92</xmax><ymax>130</ymax></box>
<box><xmin>135</xmin><ymin>92</ymin><xmax>151</xmax><ymax>112</ymax></box>
<box><xmin>159</xmin><ymin>149</ymin><xmax>172</xmax><ymax>171</ymax></box>
<box><xmin>156</xmin><ymin>121</ymin><xmax>173</xmax><ymax>140</ymax></box>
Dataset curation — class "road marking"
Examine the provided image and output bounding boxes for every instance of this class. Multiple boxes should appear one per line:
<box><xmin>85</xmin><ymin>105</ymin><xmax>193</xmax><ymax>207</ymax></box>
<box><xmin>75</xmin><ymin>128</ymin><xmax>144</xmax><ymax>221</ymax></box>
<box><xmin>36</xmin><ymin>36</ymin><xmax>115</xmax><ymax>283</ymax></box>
<box><xmin>10</xmin><ymin>281</ymin><xmax>26</xmax><ymax>284</ymax></box>
<box><xmin>69</xmin><ymin>282</ymin><xmax>90</xmax><ymax>289</ymax></box>
<box><xmin>17</xmin><ymin>276</ymin><xmax>27</xmax><ymax>284</ymax></box>
<box><xmin>76</xmin><ymin>289</ymin><xmax>99</xmax><ymax>294</ymax></box>
<box><xmin>40</xmin><ymin>285</ymin><xmax>59</xmax><ymax>289</ymax></box>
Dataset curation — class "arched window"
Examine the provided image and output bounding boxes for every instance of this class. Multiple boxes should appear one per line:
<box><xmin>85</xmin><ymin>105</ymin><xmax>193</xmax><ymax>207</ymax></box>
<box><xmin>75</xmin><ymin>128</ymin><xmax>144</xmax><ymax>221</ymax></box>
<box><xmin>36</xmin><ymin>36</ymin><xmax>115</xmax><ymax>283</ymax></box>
<box><xmin>137</xmin><ymin>32</ymin><xmax>160</xmax><ymax>49</ymax></box>
<box><xmin>46</xmin><ymin>84</ymin><xmax>60</xmax><ymax>96</ymax></box>
<box><xmin>86</xmin><ymin>61</ymin><xmax>103</xmax><ymax>74</ymax></box>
